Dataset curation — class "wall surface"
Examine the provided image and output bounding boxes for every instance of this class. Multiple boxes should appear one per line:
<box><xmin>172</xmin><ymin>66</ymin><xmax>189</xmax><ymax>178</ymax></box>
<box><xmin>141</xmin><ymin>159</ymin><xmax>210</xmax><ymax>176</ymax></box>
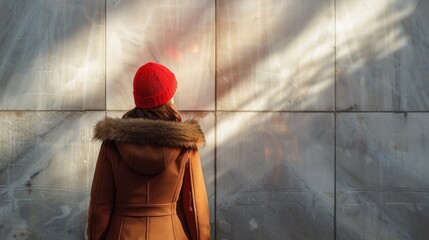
<box><xmin>0</xmin><ymin>0</ymin><xmax>428</xmax><ymax>239</ymax></box>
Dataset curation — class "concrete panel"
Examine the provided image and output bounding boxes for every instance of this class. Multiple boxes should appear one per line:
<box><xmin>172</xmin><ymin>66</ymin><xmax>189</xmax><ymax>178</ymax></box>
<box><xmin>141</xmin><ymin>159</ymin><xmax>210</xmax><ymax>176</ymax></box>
<box><xmin>216</xmin><ymin>0</ymin><xmax>335</xmax><ymax>111</ymax></box>
<box><xmin>216</xmin><ymin>112</ymin><xmax>334</xmax><ymax>239</ymax></box>
<box><xmin>0</xmin><ymin>0</ymin><xmax>105</xmax><ymax>110</ymax></box>
<box><xmin>337</xmin><ymin>113</ymin><xmax>429</xmax><ymax>240</ymax></box>
<box><xmin>336</xmin><ymin>0</ymin><xmax>429</xmax><ymax>111</ymax></box>
<box><xmin>0</xmin><ymin>111</ymin><xmax>104</xmax><ymax>239</ymax></box>
<box><xmin>106</xmin><ymin>0</ymin><xmax>215</xmax><ymax>111</ymax></box>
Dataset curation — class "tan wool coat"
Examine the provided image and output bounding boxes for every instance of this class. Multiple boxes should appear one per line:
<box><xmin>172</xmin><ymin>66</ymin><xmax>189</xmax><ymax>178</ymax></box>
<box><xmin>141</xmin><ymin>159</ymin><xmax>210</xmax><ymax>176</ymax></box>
<box><xmin>87</xmin><ymin>118</ymin><xmax>210</xmax><ymax>240</ymax></box>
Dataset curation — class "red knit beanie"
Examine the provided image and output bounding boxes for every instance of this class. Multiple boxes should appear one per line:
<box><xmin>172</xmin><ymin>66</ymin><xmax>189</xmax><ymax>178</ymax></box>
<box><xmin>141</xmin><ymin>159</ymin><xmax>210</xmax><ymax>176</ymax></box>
<box><xmin>133</xmin><ymin>62</ymin><xmax>177</xmax><ymax>109</ymax></box>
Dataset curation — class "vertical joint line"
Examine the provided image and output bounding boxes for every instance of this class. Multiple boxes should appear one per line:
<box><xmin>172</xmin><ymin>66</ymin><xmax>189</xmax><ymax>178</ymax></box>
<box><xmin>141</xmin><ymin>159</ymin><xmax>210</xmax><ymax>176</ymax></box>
<box><xmin>333</xmin><ymin>0</ymin><xmax>337</xmax><ymax>239</ymax></box>
<box><xmin>104</xmin><ymin>0</ymin><xmax>107</xmax><ymax>112</ymax></box>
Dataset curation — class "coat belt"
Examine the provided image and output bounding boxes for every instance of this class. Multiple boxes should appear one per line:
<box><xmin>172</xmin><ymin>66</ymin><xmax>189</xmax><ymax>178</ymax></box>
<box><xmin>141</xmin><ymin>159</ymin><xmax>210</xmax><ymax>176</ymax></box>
<box><xmin>113</xmin><ymin>202</ymin><xmax>181</xmax><ymax>217</ymax></box>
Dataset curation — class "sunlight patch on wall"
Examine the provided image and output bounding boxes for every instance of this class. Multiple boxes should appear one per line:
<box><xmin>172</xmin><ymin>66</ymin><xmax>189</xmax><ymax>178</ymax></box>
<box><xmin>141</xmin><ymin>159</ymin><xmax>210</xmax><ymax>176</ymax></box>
<box><xmin>216</xmin><ymin>0</ymin><xmax>334</xmax><ymax>111</ymax></box>
<box><xmin>336</xmin><ymin>0</ymin><xmax>415</xmax><ymax>63</ymax></box>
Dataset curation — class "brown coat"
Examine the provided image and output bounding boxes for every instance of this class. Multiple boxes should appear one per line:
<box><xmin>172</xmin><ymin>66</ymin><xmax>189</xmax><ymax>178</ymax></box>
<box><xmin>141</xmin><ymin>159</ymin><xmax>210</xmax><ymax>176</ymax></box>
<box><xmin>87</xmin><ymin>118</ymin><xmax>210</xmax><ymax>240</ymax></box>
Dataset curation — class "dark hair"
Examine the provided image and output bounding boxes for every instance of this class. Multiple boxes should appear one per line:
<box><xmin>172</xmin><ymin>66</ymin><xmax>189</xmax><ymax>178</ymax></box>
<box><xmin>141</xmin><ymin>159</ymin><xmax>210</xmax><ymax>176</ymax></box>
<box><xmin>122</xmin><ymin>101</ymin><xmax>182</xmax><ymax>122</ymax></box>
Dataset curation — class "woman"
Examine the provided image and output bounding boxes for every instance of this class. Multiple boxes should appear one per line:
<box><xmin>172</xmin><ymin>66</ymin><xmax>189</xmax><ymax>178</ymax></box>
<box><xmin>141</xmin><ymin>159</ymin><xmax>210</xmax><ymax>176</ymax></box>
<box><xmin>87</xmin><ymin>62</ymin><xmax>210</xmax><ymax>239</ymax></box>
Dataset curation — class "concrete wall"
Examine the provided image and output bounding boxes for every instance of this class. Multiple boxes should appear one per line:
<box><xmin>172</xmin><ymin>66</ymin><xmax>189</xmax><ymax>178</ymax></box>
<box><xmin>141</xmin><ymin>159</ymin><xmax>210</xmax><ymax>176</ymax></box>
<box><xmin>0</xmin><ymin>0</ymin><xmax>428</xmax><ymax>239</ymax></box>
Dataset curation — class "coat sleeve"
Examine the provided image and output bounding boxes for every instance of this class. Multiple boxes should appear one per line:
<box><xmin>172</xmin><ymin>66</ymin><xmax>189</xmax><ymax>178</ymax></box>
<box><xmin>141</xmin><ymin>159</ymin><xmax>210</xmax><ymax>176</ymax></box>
<box><xmin>181</xmin><ymin>150</ymin><xmax>211</xmax><ymax>240</ymax></box>
<box><xmin>87</xmin><ymin>142</ymin><xmax>116</xmax><ymax>240</ymax></box>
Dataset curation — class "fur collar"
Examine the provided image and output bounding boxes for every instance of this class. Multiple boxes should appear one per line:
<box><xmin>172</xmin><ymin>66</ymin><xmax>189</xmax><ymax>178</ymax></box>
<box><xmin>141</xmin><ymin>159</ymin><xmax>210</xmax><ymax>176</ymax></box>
<box><xmin>94</xmin><ymin>118</ymin><xmax>205</xmax><ymax>149</ymax></box>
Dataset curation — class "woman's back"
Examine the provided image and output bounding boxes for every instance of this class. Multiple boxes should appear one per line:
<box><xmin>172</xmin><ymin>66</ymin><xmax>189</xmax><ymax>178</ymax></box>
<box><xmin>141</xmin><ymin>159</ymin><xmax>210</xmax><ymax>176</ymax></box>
<box><xmin>87</xmin><ymin>62</ymin><xmax>210</xmax><ymax>240</ymax></box>
<box><xmin>88</xmin><ymin>118</ymin><xmax>209</xmax><ymax>239</ymax></box>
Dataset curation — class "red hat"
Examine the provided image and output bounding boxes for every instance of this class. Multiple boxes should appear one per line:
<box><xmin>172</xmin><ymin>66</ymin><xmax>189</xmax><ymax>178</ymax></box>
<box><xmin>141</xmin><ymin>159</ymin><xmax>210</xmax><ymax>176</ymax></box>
<box><xmin>133</xmin><ymin>62</ymin><xmax>177</xmax><ymax>109</ymax></box>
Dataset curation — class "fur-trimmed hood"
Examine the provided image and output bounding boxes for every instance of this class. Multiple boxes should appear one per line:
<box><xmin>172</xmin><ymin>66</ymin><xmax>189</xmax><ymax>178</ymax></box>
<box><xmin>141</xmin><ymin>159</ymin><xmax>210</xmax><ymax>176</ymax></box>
<box><xmin>93</xmin><ymin>118</ymin><xmax>205</xmax><ymax>149</ymax></box>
